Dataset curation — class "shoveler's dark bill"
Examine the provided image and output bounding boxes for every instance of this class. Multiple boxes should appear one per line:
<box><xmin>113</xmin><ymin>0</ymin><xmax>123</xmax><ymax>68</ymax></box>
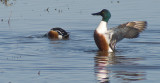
<box><xmin>92</xmin><ymin>12</ymin><xmax>101</xmax><ymax>15</ymax></box>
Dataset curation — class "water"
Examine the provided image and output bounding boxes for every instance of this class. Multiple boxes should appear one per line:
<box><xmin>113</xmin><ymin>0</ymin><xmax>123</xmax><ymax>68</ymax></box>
<box><xmin>0</xmin><ymin>0</ymin><xmax>160</xmax><ymax>83</ymax></box>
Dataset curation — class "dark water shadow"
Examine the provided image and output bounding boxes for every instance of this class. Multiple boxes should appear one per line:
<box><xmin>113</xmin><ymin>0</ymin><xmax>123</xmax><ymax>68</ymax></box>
<box><xmin>94</xmin><ymin>51</ymin><xmax>146</xmax><ymax>83</ymax></box>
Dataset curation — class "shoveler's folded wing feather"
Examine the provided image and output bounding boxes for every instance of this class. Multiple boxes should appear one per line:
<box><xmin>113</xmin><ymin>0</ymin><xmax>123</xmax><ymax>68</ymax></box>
<box><xmin>108</xmin><ymin>21</ymin><xmax>147</xmax><ymax>50</ymax></box>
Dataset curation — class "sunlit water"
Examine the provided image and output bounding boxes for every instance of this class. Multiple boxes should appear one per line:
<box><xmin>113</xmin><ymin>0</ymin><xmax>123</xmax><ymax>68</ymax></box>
<box><xmin>0</xmin><ymin>0</ymin><xmax>160</xmax><ymax>83</ymax></box>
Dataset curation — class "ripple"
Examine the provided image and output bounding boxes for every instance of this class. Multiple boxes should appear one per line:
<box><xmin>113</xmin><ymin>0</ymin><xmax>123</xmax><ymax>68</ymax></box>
<box><xmin>108</xmin><ymin>65</ymin><xmax>160</xmax><ymax>70</ymax></box>
<box><xmin>126</xmin><ymin>41</ymin><xmax>160</xmax><ymax>44</ymax></box>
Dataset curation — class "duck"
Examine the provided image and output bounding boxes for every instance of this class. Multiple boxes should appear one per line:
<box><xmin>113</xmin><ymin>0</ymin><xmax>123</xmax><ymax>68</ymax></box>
<box><xmin>46</xmin><ymin>27</ymin><xmax>69</xmax><ymax>39</ymax></box>
<box><xmin>92</xmin><ymin>9</ymin><xmax>147</xmax><ymax>52</ymax></box>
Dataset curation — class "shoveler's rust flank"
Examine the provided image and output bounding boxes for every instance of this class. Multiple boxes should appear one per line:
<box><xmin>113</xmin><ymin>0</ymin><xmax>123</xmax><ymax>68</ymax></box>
<box><xmin>94</xmin><ymin>30</ymin><xmax>109</xmax><ymax>51</ymax></box>
<box><xmin>46</xmin><ymin>27</ymin><xmax>69</xmax><ymax>39</ymax></box>
<box><xmin>48</xmin><ymin>30</ymin><xmax>59</xmax><ymax>39</ymax></box>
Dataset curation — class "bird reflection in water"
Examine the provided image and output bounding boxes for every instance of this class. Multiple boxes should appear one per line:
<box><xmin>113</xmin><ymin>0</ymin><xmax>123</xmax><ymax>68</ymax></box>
<box><xmin>94</xmin><ymin>51</ymin><xmax>146</xmax><ymax>83</ymax></box>
<box><xmin>94</xmin><ymin>51</ymin><xmax>115</xmax><ymax>83</ymax></box>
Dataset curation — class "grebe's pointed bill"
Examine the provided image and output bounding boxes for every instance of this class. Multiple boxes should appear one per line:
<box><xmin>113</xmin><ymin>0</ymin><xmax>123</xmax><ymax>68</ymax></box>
<box><xmin>92</xmin><ymin>12</ymin><xmax>101</xmax><ymax>16</ymax></box>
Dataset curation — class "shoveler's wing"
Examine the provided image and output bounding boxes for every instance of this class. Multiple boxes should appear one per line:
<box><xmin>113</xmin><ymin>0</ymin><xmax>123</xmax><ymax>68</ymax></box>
<box><xmin>109</xmin><ymin>21</ymin><xmax>147</xmax><ymax>50</ymax></box>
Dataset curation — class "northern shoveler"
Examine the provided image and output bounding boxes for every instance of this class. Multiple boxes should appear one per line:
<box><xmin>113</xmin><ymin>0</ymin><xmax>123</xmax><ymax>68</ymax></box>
<box><xmin>92</xmin><ymin>9</ymin><xmax>147</xmax><ymax>52</ymax></box>
<box><xmin>46</xmin><ymin>27</ymin><xmax>69</xmax><ymax>39</ymax></box>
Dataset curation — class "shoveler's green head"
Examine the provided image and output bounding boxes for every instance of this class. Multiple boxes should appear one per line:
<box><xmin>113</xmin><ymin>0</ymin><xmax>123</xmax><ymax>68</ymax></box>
<box><xmin>92</xmin><ymin>9</ymin><xmax>111</xmax><ymax>22</ymax></box>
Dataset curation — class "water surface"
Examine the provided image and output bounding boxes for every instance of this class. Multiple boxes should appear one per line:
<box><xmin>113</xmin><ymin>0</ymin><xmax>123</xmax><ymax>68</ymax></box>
<box><xmin>0</xmin><ymin>0</ymin><xmax>160</xmax><ymax>83</ymax></box>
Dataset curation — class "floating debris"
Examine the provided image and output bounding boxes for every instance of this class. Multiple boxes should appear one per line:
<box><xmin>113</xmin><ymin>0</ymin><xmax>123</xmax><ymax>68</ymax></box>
<box><xmin>58</xmin><ymin>9</ymin><xmax>62</xmax><ymax>13</ymax></box>
<box><xmin>8</xmin><ymin>11</ymin><xmax>12</xmax><ymax>26</ymax></box>
<box><xmin>53</xmin><ymin>8</ymin><xmax>70</xmax><ymax>13</ymax></box>
<box><xmin>110</xmin><ymin>0</ymin><xmax>120</xmax><ymax>4</ymax></box>
<box><xmin>1</xmin><ymin>19</ymin><xmax>3</xmax><ymax>22</ymax></box>
<box><xmin>46</xmin><ymin>7</ymin><xmax>49</xmax><ymax>12</ymax></box>
<box><xmin>38</xmin><ymin>71</ymin><xmax>40</xmax><ymax>75</ymax></box>
<box><xmin>8</xmin><ymin>19</ymin><xmax>10</xmax><ymax>24</ymax></box>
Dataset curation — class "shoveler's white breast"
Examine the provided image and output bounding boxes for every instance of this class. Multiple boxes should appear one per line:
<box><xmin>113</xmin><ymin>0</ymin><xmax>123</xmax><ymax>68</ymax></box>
<box><xmin>94</xmin><ymin>21</ymin><xmax>113</xmax><ymax>52</ymax></box>
<box><xmin>96</xmin><ymin>21</ymin><xmax>107</xmax><ymax>34</ymax></box>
